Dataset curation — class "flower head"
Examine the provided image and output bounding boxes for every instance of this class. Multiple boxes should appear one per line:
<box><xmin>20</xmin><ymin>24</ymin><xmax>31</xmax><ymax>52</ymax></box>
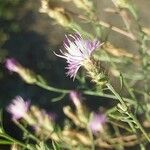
<box><xmin>5</xmin><ymin>58</ymin><xmax>21</xmax><ymax>73</ymax></box>
<box><xmin>88</xmin><ymin>113</ymin><xmax>106</xmax><ymax>134</ymax></box>
<box><xmin>55</xmin><ymin>33</ymin><xmax>100</xmax><ymax>79</ymax></box>
<box><xmin>7</xmin><ymin>96</ymin><xmax>30</xmax><ymax>120</ymax></box>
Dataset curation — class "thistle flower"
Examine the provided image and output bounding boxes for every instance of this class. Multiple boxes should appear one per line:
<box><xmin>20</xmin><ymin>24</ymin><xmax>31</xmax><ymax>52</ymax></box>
<box><xmin>55</xmin><ymin>33</ymin><xmax>100</xmax><ymax>79</ymax></box>
<box><xmin>88</xmin><ymin>113</ymin><xmax>106</xmax><ymax>134</ymax></box>
<box><xmin>7</xmin><ymin>96</ymin><xmax>30</xmax><ymax>120</ymax></box>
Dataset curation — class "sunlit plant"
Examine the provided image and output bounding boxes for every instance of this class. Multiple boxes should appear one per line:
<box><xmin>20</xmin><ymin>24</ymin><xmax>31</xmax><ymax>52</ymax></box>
<box><xmin>1</xmin><ymin>0</ymin><xmax>150</xmax><ymax>149</ymax></box>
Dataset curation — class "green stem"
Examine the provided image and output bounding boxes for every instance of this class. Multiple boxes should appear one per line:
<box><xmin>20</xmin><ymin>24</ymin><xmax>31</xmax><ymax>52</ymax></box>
<box><xmin>36</xmin><ymin>81</ymin><xmax>70</xmax><ymax>93</ymax></box>
<box><xmin>87</xmin><ymin>127</ymin><xmax>95</xmax><ymax>150</ymax></box>
<box><xmin>0</xmin><ymin>134</ymin><xmax>28</xmax><ymax>149</ymax></box>
<box><xmin>84</xmin><ymin>90</ymin><xmax>136</xmax><ymax>104</ymax></box>
<box><xmin>106</xmin><ymin>83</ymin><xmax>150</xmax><ymax>142</ymax></box>
<box><xmin>127</xmin><ymin>112</ymin><xmax>150</xmax><ymax>142</ymax></box>
<box><xmin>106</xmin><ymin>83</ymin><xmax>126</xmax><ymax>108</ymax></box>
<box><xmin>112</xmin><ymin>125</ymin><xmax>124</xmax><ymax>150</ymax></box>
<box><xmin>36</xmin><ymin>81</ymin><xmax>136</xmax><ymax>104</ymax></box>
<box><xmin>14</xmin><ymin>120</ymin><xmax>40</xmax><ymax>143</ymax></box>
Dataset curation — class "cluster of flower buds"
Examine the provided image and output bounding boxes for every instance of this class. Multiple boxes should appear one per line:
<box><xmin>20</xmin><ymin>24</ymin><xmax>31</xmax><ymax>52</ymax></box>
<box><xmin>39</xmin><ymin>0</ymin><xmax>71</xmax><ymax>27</ymax></box>
<box><xmin>62</xmin><ymin>91</ymin><xmax>107</xmax><ymax>147</ymax></box>
<box><xmin>64</xmin><ymin>91</ymin><xmax>107</xmax><ymax>133</ymax></box>
<box><xmin>29</xmin><ymin>106</ymin><xmax>59</xmax><ymax>141</ymax></box>
<box><xmin>7</xmin><ymin>93</ymin><xmax>107</xmax><ymax>148</ymax></box>
<box><xmin>7</xmin><ymin>96</ymin><xmax>58</xmax><ymax>141</ymax></box>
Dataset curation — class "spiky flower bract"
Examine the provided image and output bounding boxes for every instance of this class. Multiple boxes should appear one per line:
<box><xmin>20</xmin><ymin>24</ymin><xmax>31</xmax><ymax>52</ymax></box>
<box><xmin>55</xmin><ymin>33</ymin><xmax>100</xmax><ymax>80</ymax></box>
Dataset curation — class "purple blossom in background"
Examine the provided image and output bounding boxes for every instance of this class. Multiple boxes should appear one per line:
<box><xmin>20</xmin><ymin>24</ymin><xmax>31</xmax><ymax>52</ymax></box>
<box><xmin>7</xmin><ymin>96</ymin><xmax>30</xmax><ymax>120</ymax></box>
<box><xmin>69</xmin><ymin>91</ymin><xmax>81</xmax><ymax>107</ymax></box>
<box><xmin>48</xmin><ymin>112</ymin><xmax>58</xmax><ymax>121</ymax></box>
<box><xmin>5</xmin><ymin>58</ymin><xmax>20</xmax><ymax>73</ymax></box>
<box><xmin>88</xmin><ymin>113</ymin><xmax>106</xmax><ymax>134</ymax></box>
<box><xmin>55</xmin><ymin>33</ymin><xmax>100</xmax><ymax>79</ymax></box>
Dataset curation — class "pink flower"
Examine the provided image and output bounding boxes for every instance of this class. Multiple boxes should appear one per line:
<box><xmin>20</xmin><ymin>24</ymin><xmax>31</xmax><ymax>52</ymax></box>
<box><xmin>69</xmin><ymin>91</ymin><xmax>81</xmax><ymax>107</ymax></box>
<box><xmin>5</xmin><ymin>58</ymin><xmax>21</xmax><ymax>73</ymax></box>
<box><xmin>7</xmin><ymin>96</ymin><xmax>30</xmax><ymax>120</ymax></box>
<box><xmin>5</xmin><ymin>58</ymin><xmax>37</xmax><ymax>84</ymax></box>
<box><xmin>55</xmin><ymin>33</ymin><xmax>100</xmax><ymax>79</ymax></box>
<box><xmin>88</xmin><ymin>113</ymin><xmax>106</xmax><ymax>134</ymax></box>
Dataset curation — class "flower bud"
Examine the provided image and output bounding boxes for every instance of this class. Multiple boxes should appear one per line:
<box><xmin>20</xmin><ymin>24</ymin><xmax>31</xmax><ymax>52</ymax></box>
<box><xmin>5</xmin><ymin>58</ymin><xmax>37</xmax><ymax>84</ymax></box>
<box><xmin>39</xmin><ymin>0</ymin><xmax>71</xmax><ymax>27</ymax></box>
<box><xmin>69</xmin><ymin>91</ymin><xmax>82</xmax><ymax>109</ymax></box>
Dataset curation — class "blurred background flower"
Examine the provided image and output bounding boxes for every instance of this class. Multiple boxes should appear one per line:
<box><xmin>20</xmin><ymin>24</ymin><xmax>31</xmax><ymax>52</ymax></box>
<box><xmin>88</xmin><ymin>113</ymin><xmax>107</xmax><ymax>134</ymax></box>
<box><xmin>6</xmin><ymin>96</ymin><xmax>30</xmax><ymax>120</ymax></box>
